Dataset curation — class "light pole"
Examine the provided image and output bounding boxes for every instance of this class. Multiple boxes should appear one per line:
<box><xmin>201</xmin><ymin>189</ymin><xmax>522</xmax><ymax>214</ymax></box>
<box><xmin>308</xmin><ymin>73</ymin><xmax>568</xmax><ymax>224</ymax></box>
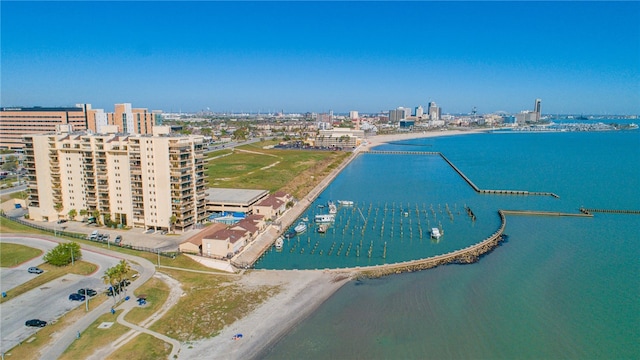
<box><xmin>71</xmin><ymin>248</ymin><xmax>74</xmax><ymax>266</ymax></box>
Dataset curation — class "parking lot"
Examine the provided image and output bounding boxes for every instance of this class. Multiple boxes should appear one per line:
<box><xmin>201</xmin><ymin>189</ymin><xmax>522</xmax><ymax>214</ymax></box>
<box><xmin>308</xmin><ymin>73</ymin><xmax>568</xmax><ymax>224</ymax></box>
<box><xmin>0</xmin><ymin>237</ymin><xmax>128</xmax><ymax>352</ymax></box>
<box><xmin>22</xmin><ymin>218</ymin><xmax>199</xmax><ymax>252</ymax></box>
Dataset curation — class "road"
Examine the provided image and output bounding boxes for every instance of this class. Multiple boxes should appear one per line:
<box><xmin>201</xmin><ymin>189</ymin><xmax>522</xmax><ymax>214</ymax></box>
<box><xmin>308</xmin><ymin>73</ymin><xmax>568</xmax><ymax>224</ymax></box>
<box><xmin>0</xmin><ymin>235</ymin><xmax>156</xmax><ymax>358</ymax></box>
<box><xmin>0</xmin><ymin>184</ymin><xmax>26</xmax><ymax>196</ymax></box>
<box><xmin>0</xmin><ymin>236</ymin><xmax>120</xmax><ymax>354</ymax></box>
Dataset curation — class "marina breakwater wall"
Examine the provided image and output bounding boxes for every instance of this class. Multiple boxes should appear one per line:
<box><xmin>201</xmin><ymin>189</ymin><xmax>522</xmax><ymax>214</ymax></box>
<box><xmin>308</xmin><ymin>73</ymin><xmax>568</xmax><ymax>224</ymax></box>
<box><xmin>354</xmin><ymin>210</ymin><xmax>508</xmax><ymax>278</ymax></box>
<box><xmin>579</xmin><ymin>208</ymin><xmax>640</xmax><ymax>215</ymax></box>
<box><xmin>364</xmin><ymin>150</ymin><xmax>560</xmax><ymax>198</ymax></box>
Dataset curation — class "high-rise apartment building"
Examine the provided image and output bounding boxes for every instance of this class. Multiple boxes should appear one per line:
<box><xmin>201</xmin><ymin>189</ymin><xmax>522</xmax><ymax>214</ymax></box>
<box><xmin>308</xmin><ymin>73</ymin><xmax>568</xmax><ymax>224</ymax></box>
<box><xmin>0</xmin><ymin>103</ymin><xmax>159</xmax><ymax>150</ymax></box>
<box><xmin>23</xmin><ymin>126</ymin><xmax>206</xmax><ymax>231</ymax></box>
<box><xmin>349</xmin><ymin>111</ymin><xmax>359</xmax><ymax>120</ymax></box>
<box><xmin>428</xmin><ymin>102</ymin><xmax>441</xmax><ymax>121</ymax></box>
<box><xmin>389</xmin><ymin>107</ymin><xmax>410</xmax><ymax>122</ymax></box>
<box><xmin>415</xmin><ymin>106</ymin><xmax>424</xmax><ymax>118</ymax></box>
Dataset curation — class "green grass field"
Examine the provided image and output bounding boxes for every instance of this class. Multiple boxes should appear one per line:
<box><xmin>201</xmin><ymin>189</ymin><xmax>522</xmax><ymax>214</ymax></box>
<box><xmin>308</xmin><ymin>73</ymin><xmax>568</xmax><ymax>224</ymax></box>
<box><xmin>126</xmin><ymin>277</ymin><xmax>170</xmax><ymax>325</ymax></box>
<box><xmin>59</xmin><ymin>310</ymin><xmax>129</xmax><ymax>360</ymax></box>
<box><xmin>107</xmin><ymin>333</ymin><xmax>171</xmax><ymax>360</ymax></box>
<box><xmin>0</xmin><ymin>242</ymin><xmax>43</xmax><ymax>267</ymax></box>
<box><xmin>207</xmin><ymin>142</ymin><xmax>349</xmax><ymax>198</ymax></box>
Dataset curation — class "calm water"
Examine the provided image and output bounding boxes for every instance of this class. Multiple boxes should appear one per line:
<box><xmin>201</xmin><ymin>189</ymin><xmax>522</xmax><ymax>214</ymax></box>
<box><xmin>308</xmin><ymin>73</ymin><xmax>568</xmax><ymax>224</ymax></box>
<box><xmin>261</xmin><ymin>128</ymin><xmax>640</xmax><ymax>359</ymax></box>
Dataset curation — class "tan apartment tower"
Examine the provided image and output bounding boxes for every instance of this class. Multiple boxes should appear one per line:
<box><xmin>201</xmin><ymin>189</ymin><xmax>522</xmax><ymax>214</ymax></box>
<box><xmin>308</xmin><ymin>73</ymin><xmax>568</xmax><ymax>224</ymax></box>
<box><xmin>23</xmin><ymin>126</ymin><xmax>206</xmax><ymax>232</ymax></box>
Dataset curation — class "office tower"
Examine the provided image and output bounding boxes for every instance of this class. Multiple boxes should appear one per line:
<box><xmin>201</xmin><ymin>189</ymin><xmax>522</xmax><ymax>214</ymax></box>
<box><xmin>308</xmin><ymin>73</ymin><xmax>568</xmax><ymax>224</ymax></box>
<box><xmin>0</xmin><ymin>103</ymin><xmax>159</xmax><ymax>150</ymax></box>
<box><xmin>415</xmin><ymin>106</ymin><xmax>424</xmax><ymax>118</ymax></box>
<box><xmin>389</xmin><ymin>108</ymin><xmax>408</xmax><ymax>122</ymax></box>
<box><xmin>534</xmin><ymin>99</ymin><xmax>542</xmax><ymax>122</ymax></box>
<box><xmin>23</xmin><ymin>126</ymin><xmax>206</xmax><ymax>231</ymax></box>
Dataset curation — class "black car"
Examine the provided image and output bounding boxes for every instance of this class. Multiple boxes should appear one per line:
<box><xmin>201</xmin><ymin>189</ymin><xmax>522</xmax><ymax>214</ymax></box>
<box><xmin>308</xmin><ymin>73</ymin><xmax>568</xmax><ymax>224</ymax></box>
<box><xmin>25</xmin><ymin>319</ymin><xmax>47</xmax><ymax>327</ymax></box>
<box><xmin>28</xmin><ymin>267</ymin><xmax>43</xmax><ymax>274</ymax></box>
<box><xmin>69</xmin><ymin>293</ymin><xmax>86</xmax><ymax>301</ymax></box>
<box><xmin>78</xmin><ymin>288</ymin><xmax>97</xmax><ymax>297</ymax></box>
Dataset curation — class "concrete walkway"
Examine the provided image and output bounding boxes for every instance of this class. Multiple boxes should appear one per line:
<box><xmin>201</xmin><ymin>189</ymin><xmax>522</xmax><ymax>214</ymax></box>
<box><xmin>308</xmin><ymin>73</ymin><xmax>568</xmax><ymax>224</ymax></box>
<box><xmin>87</xmin><ymin>272</ymin><xmax>183</xmax><ymax>360</ymax></box>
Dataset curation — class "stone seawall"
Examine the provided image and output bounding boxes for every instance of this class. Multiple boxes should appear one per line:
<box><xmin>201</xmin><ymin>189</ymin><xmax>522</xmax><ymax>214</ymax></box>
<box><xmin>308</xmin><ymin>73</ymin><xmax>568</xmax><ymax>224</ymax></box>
<box><xmin>354</xmin><ymin>210</ymin><xmax>508</xmax><ymax>278</ymax></box>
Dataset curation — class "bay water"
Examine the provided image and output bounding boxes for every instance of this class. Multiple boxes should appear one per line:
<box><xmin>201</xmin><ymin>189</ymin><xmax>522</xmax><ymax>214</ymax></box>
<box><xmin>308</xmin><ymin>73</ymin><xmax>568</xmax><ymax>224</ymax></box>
<box><xmin>259</xmin><ymin>127</ymin><xmax>639</xmax><ymax>359</ymax></box>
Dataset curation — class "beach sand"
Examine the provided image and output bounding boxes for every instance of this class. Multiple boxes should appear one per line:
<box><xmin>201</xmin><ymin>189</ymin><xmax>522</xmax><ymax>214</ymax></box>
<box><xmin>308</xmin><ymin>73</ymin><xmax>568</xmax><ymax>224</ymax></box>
<box><xmin>179</xmin><ymin>269</ymin><xmax>354</xmax><ymax>360</ymax></box>
<box><xmin>180</xmin><ymin>129</ymin><xmax>484</xmax><ymax>359</ymax></box>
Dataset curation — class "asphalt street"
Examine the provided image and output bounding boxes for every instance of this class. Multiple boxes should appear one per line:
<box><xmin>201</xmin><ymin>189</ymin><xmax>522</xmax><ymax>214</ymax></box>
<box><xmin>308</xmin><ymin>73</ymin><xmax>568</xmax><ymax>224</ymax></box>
<box><xmin>0</xmin><ymin>236</ymin><xmax>152</xmax><ymax>356</ymax></box>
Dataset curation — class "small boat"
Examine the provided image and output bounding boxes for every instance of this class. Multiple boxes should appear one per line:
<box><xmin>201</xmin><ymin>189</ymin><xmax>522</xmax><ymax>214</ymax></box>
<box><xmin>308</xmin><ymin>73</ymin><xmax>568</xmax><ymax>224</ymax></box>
<box><xmin>284</xmin><ymin>231</ymin><xmax>296</xmax><ymax>239</ymax></box>
<box><xmin>317</xmin><ymin>224</ymin><xmax>329</xmax><ymax>233</ymax></box>
<box><xmin>315</xmin><ymin>214</ymin><xmax>335</xmax><ymax>223</ymax></box>
<box><xmin>328</xmin><ymin>201</ymin><xmax>337</xmax><ymax>214</ymax></box>
<box><xmin>275</xmin><ymin>237</ymin><xmax>284</xmax><ymax>249</ymax></box>
<box><xmin>430</xmin><ymin>227</ymin><xmax>442</xmax><ymax>239</ymax></box>
<box><xmin>301</xmin><ymin>217</ymin><xmax>309</xmax><ymax>222</ymax></box>
<box><xmin>338</xmin><ymin>200</ymin><xmax>354</xmax><ymax>206</ymax></box>
<box><xmin>317</xmin><ymin>204</ymin><xmax>325</xmax><ymax>208</ymax></box>
<box><xmin>294</xmin><ymin>222</ymin><xmax>307</xmax><ymax>234</ymax></box>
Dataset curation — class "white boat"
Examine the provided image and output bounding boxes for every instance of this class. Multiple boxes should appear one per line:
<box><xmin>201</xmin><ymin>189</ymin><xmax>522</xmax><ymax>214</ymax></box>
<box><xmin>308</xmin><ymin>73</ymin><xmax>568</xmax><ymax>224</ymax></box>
<box><xmin>294</xmin><ymin>222</ymin><xmax>307</xmax><ymax>234</ymax></box>
<box><xmin>338</xmin><ymin>200</ymin><xmax>354</xmax><ymax>206</ymax></box>
<box><xmin>315</xmin><ymin>214</ymin><xmax>335</xmax><ymax>223</ymax></box>
<box><xmin>275</xmin><ymin>237</ymin><xmax>284</xmax><ymax>249</ymax></box>
<box><xmin>317</xmin><ymin>224</ymin><xmax>329</xmax><ymax>233</ymax></box>
<box><xmin>328</xmin><ymin>201</ymin><xmax>337</xmax><ymax>214</ymax></box>
<box><xmin>430</xmin><ymin>227</ymin><xmax>442</xmax><ymax>239</ymax></box>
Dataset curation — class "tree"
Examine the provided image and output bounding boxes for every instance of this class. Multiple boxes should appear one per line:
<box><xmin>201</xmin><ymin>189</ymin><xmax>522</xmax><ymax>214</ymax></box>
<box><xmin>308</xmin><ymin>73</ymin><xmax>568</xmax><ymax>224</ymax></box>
<box><xmin>79</xmin><ymin>208</ymin><xmax>88</xmax><ymax>221</ymax></box>
<box><xmin>68</xmin><ymin>209</ymin><xmax>77</xmax><ymax>220</ymax></box>
<box><xmin>43</xmin><ymin>242</ymin><xmax>81</xmax><ymax>266</ymax></box>
<box><xmin>102</xmin><ymin>260</ymin><xmax>132</xmax><ymax>303</ymax></box>
<box><xmin>54</xmin><ymin>203</ymin><xmax>64</xmax><ymax>218</ymax></box>
<box><xmin>170</xmin><ymin>214</ymin><xmax>178</xmax><ymax>234</ymax></box>
<box><xmin>1</xmin><ymin>155</ymin><xmax>18</xmax><ymax>172</ymax></box>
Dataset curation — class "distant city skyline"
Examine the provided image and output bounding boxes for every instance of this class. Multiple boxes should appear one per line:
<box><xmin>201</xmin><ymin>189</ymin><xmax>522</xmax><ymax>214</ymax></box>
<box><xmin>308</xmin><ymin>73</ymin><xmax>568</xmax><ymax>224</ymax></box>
<box><xmin>2</xmin><ymin>1</ymin><xmax>639</xmax><ymax>115</ymax></box>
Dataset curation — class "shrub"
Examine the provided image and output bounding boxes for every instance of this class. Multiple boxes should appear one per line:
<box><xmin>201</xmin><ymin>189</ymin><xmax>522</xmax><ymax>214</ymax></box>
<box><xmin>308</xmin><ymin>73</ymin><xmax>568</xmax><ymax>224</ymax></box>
<box><xmin>43</xmin><ymin>242</ymin><xmax>81</xmax><ymax>266</ymax></box>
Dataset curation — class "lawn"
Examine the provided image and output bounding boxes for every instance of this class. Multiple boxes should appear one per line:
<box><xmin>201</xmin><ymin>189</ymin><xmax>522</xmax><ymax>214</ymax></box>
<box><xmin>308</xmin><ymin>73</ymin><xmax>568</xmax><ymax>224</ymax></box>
<box><xmin>0</xmin><ymin>260</ymin><xmax>97</xmax><ymax>304</ymax></box>
<box><xmin>125</xmin><ymin>277</ymin><xmax>170</xmax><ymax>325</ymax></box>
<box><xmin>0</xmin><ymin>242</ymin><xmax>43</xmax><ymax>267</ymax></box>
<box><xmin>107</xmin><ymin>333</ymin><xmax>171</xmax><ymax>360</ymax></box>
<box><xmin>206</xmin><ymin>142</ymin><xmax>349</xmax><ymax>198</ymax></box>
<box><xmin>59</xmin><ymin>310</ymin><xmax>129</xmax><ymax>360</ymax></box>
<box><xmin>149</xmin><ymin>268</ymin><xmax>280</xmax><ymax>341</ymax></box>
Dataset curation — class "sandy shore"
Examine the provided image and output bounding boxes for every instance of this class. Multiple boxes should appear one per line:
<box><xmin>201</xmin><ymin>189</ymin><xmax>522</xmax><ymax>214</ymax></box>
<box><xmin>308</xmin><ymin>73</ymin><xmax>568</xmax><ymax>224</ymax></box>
<box><xmin>178</xmin><ymin>269</ymin><xmax>354</xmax><ymax>360</ymax></box>
<box><xmin>361</xmin><ymin>128</ymin><xmax>487</xmax><ymax>150</ymax></box>
<box><xmin>179</xmin><ymin>128</ymin><xmax>486</xmax><ymax>359</ymax></box>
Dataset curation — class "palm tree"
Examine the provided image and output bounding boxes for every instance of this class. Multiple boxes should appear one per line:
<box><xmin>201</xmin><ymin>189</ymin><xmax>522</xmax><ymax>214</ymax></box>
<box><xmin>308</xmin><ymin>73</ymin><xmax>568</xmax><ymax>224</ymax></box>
<box><xmin>102</xmin><ymin>267</ymin><xmax>118</xmax><ymax>305</ymax></box>
<box><xmin>117</xmin><ymin>260</ymin><xmax>131</xmax><ymax>288</ymax></box>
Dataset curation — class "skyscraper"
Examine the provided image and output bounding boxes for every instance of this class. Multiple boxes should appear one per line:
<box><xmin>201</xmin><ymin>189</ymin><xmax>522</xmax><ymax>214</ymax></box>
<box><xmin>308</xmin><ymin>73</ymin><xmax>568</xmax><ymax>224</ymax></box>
<box><xmin>534</xmin><ymin>99</ymin><xmax>542</xmax><ymax>122</ymax></box>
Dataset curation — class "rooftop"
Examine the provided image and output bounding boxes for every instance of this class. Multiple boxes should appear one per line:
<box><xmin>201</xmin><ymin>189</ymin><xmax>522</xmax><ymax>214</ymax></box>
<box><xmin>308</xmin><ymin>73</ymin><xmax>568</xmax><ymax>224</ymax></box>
<box><xmin>206</xmin><ymin>188</ymin><xmax>269</xmax><ymax>205</ymax></box>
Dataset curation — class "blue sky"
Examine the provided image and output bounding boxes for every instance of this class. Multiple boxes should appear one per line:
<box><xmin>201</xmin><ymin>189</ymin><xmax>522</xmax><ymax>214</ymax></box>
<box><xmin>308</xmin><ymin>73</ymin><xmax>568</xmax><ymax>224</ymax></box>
<box><xmin>2</xmin><ymin>1</ymin><xmax>639</xmax><ymax>114</ymax></box>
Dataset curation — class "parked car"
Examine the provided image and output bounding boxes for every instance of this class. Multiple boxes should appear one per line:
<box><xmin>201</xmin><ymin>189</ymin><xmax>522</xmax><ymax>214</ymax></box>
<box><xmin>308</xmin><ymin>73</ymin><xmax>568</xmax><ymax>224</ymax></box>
<box><xmin>88</xmin><ymin>230</ymin><xmax>99</xmax><ymax>240</ymax></box>
<box><xmin>28</xmin><ymin>267</ymin><xmax>43</xmax><ymax>274</ymax></box>
<box><xmin>25</xmin><ymin>319</ymin><xmax>47</xmax><ymax>327</ymax></box>
<box><xmin>69</xmin><ymin>293</ymin><xmax>86</xmax><ymax>301</ymax></box>
<box><xmin>78</xmin><ymin>288</ymin><xmax>97</xmax><ymax>297</ymax></box>
<box><xmin>56</xmin><ymin>219</ymin><xmax>67</xmax><ymax>224</ymax></box>
<box><xmin>114</xmin><ymin>235</ymin><xmax>122</xmax><ymax>245</ymax></box>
